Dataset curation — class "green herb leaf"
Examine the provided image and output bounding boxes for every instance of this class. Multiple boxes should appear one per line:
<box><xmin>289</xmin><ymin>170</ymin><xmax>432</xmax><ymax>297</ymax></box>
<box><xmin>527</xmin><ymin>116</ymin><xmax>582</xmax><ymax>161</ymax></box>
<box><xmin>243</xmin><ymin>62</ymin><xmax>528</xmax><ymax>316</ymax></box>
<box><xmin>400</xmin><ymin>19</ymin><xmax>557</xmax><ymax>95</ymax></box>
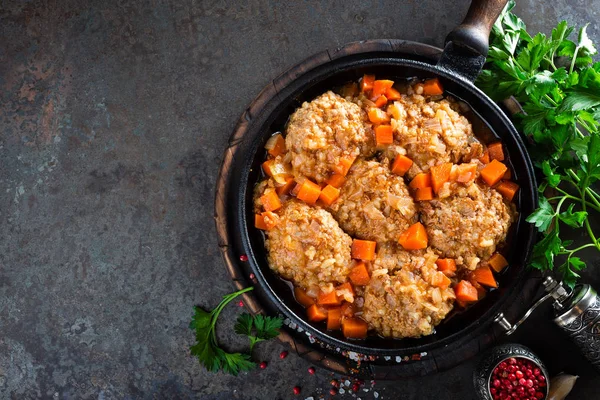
<box><xmin>235</xmin><ymin>313</ymin><xmax>282</xmax><ymax>352</ymax></box>
<box><xmin>234</xmin><ymin>313</ymin><xmax>254</xmax><ymax>336</ymax></box>
<box><xmin>254</xmin><ymin>314</ymin><xmax>283</xmax><ymax>341</ymax></box>
<box><xmin>558</xmin><ymin>204</ymin><xmax>588</xmax><ymax>228</ymax></box>
<box><xmin>526</xmin><ymin>196</ymin><xmax>555</xmax><ymax>232</ymax></box>
<box><xmin>530</xmin><ymin>230</ymin><xmax>562</xmax><ymax>271</ymax></box>
<box><xmin>577</xmin><ymin>24</ymin><xmax>597</xmax><ymax>57</ymax></box>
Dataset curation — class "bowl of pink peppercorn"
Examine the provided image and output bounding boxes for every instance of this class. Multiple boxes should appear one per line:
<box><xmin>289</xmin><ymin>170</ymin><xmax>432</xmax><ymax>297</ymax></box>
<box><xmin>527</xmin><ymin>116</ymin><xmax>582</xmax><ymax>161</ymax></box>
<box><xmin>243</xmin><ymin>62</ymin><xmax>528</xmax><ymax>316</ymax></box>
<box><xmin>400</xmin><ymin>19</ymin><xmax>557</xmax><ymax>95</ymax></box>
<box><xmin>474</xmin><ymin>343</ymin><xmax>550</xmax><ymax>400</ymax></box>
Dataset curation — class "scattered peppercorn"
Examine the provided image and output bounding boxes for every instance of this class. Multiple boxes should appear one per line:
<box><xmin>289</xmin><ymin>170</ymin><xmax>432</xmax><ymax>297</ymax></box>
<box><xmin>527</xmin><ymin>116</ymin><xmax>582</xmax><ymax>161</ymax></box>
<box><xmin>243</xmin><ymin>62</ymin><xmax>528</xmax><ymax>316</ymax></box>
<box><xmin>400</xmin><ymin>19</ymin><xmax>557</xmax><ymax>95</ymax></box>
<box><xmin>307</xmin><ymin>367</ymin><xmax>315</xmax><ymax>375</ymax></box>
<box><xmin>259</xmin><ymin>361</ymin><xmax>267</xmax><ymax>369</ymax></box>
<box><xmin>293</xmin><ymin>386</ymin><xmax>301</xmax><ymax>395</ymax></box>
<box><xmin>279</xmin><ymin>351</ymin><xmax>288</xmax><ymax>359</ymax></box>
<box><xmin>239</xmin><ymin>254</ymin><xmax>248</xmax><ymax>262</ymax></box>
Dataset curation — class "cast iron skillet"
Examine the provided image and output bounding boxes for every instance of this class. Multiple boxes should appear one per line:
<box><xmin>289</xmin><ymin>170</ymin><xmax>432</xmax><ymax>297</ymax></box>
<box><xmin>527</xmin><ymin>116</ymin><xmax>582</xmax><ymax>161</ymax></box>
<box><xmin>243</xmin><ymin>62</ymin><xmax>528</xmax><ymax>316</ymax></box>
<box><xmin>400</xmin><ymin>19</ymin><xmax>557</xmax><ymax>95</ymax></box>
<box><xmin>216</xmin><ymin>0</ymin><xmax>538</xmax><ymax>370</ymax></box>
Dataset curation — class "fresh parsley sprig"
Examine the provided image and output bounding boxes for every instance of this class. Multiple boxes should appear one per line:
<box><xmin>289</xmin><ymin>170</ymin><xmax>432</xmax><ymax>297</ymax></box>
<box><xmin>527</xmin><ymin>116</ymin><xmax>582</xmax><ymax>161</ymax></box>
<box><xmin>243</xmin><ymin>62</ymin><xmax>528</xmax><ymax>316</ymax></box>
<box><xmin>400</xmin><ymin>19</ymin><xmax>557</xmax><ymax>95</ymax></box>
<box><xmin>190</xmin><ymin>287</ymin><xmax>283</xmax><ymax>375</ymax></box>
<box><xmin>476</xmin><ymin>1</ymin><xmax>600</xmax><ymax>287</ymax></box>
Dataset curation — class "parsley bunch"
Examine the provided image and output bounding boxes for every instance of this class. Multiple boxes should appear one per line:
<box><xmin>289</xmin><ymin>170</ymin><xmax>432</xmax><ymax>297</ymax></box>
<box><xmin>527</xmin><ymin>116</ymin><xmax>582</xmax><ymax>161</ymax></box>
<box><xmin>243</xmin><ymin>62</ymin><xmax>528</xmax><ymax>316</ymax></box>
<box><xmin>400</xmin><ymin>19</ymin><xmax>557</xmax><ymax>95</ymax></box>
<box><xmin>476</xmin><ymin>1</ymin><xmax>600</xmax><ymax>287</ymax></box>
<box><xmin>190</xmin><ymin>287</ymin><xmax>283</xmax><ymax>375</ymax></box>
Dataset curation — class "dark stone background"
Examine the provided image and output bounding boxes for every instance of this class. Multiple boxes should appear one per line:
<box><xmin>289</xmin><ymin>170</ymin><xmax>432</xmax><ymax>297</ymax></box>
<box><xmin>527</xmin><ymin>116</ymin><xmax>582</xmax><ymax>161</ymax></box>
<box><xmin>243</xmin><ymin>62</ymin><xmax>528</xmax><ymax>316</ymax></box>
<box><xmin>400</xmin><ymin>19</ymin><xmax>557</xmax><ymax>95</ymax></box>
<box><xmin>1</xmin><ymin>1</ymin><xmax>599</xmax><ymax>399</ymax></box>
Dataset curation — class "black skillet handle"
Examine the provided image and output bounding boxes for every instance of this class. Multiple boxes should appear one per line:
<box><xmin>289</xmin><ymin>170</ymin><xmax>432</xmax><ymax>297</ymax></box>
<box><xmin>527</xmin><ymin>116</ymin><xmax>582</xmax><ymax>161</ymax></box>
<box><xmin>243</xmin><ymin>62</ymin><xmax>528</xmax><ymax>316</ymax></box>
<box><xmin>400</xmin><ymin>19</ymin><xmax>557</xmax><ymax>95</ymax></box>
<box><xmin>437</xmin><ymin>0</ymin><xmax>508</xmax><ymax>81</ymax></box>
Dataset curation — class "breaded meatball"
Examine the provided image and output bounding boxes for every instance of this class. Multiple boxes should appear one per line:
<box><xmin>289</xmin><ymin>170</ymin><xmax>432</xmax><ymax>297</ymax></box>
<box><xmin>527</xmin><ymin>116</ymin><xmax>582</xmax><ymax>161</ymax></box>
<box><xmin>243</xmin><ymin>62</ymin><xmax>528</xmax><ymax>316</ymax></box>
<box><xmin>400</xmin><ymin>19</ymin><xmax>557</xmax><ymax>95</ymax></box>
<box><xmin>362</xmin><ymin>248</ymin><xmax>455</xmax><ymax>338</ymax></box>
<box><xmin>329</xmin><ymin>159</ymin><xmax>417</xmax><ymax>243</ymax></box>
<box><xmin>264</xmin><ymin>200</ymin><xmax>353</xmax><ymax>292</ymax></box>
<box><xmin>389</xmin><ymin>95</ymin><xmax>482</xmax><ymax>176</ymax></box>
<box><xmin>285</xmin><ymin>91</ymin><xmax>374</xmax><ymax>182</ymax></box>
<box><xmin>420</xmin><ymin>182</ymin><xmax>516</xmax><ymax>270</ymax></box>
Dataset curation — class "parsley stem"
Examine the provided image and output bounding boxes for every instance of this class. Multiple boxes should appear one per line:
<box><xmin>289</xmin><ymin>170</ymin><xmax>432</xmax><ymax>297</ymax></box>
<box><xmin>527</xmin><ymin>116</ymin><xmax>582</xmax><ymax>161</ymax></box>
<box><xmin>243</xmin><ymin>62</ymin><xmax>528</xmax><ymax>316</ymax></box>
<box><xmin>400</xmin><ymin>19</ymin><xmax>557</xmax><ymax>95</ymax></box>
<box><xmin>570</xmin><ymin>47</ymin><xmax>580</xmax><ymax>74</ymax></box>
<box><xmin>543</xmin><ymin>94</ymin><xmax>559</xmax><ymax>107</ymax></box>
<box><xmin>550</xmin><ymin>188</ymin><xmax>600</xmax><ymax>213</ymax></box>
<box><xmin>566</xmin><ymin>169</ymin><xmax>600</xmax><ymax>209</ymax></box>
<box><xmin>579</xmin><ymin>183</ymin><xmax>600</xmax><ymax>249</ymax></box>
<box><xmin>568</xmin><ymin>242</ymin><xmax>598</xmax><ymax>253</ymax></box>
<box><xmin>210</xmin><ymin>287</ymin><xmax>254</xmax><ymax>343</ymax></box>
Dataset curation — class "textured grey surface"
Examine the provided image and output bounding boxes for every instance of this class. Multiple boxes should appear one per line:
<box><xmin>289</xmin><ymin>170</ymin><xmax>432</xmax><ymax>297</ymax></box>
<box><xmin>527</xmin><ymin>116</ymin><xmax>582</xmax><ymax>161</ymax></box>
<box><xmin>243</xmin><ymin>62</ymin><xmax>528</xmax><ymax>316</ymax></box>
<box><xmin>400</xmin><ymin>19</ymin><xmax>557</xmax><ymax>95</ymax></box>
<box><xmin>1</xmin><ymin>1</ymin><xmax>599</xmax><ymax>399</ymax></box>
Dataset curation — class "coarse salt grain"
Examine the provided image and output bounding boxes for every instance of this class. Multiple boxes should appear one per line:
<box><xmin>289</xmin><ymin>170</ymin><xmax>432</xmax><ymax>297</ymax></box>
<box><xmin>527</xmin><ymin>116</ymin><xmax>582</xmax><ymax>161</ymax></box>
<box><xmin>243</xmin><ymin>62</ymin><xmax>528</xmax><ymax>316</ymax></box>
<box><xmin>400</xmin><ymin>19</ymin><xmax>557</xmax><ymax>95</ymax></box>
<box><xmin>374</xmin><ymin>392</ymin><xmax>379</xmax><ymax>398</ymax></box>
<box><xmin>339</xmin><ymin>388</ymin><xmax>346</xmax><ymax>395</ymax></box>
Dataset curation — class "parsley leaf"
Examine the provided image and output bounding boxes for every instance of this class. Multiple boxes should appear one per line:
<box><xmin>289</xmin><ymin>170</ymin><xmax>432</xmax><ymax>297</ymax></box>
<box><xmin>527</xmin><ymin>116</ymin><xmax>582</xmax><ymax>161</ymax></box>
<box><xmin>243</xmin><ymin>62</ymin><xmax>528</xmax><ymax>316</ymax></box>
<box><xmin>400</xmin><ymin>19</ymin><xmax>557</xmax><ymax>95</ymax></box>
<box><xmin>235</xmin><ymin>313</ymin><xmax>282</xmax><ymax>351</ymax></box>
<box><xmin>558</xmin><ymin>204</ymin><xmax>587</xmax><ymax>228</ymax></box>
<box><xmin>526</xmin><ymin>196</ymin><xmax>555</xmax><ymax>232</ymax></box>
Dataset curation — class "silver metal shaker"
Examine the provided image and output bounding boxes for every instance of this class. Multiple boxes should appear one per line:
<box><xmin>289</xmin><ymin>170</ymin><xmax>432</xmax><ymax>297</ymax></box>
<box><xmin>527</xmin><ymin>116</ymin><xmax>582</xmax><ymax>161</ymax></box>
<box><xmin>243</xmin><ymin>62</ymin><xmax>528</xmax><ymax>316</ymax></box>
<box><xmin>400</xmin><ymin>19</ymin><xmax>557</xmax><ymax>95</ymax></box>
<box><xmin>495</xmin><ymin>276</ymin><xmax>600</xmax><ymax>369</ymax></box>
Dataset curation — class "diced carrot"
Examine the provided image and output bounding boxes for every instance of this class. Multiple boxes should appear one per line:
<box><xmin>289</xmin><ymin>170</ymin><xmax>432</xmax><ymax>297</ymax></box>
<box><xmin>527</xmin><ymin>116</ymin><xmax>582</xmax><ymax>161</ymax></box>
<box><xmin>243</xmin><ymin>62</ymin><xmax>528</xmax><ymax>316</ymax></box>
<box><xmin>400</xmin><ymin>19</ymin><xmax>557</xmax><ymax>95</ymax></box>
<box><xmin>422</xmin><ymin>78</ymin><xmax>444</xmax><ymax>96</ymax></box>
<box><xmin>436</xmin><ymin>258</ymin><xmax>457</xmax><ymax>277</ymax></box>
<box><xmin>368</xmin><ymin>108</ymin><xmax>390</xmax><ymax>124</ymax></box>
<box><xmin>342</xmin><ymin>317</ymin><xmax>368</xmax><ymax>339</ymax></box>
<box><xmin>374</xmin><ymin>95</ymin><xmax>388</xmax><ymax>108</ymax></box>
<box><xmin>336</xmin><ymin>282</ymin><xmax>355</xmax><ymax>298</ymax></box>
<box><xmin>496</xmin><ymin>181</ymin><xmax>519</xmax><ymax>201</ymax></box>
<box><xmin>455</xmin><ymin>299</ymin><xmax>469</xmax><ymax>308</ymax></box>
<box><xmin>351</xmin><ymin>239</ymin><xmax>377</xmax><ymax>261</ymax></box>
<box><xmin>431</xmin><ymin>271</ymin><xmax>452</xmax><ymax>288</ymax></box>
<box><xmin>276</xmin><ymin>178</ymin><xmax>296</xmax><ymax>195</ymax></box>
<box><xmin>261</xmin><ymin>211</ymin><xmax>279</xmax><ymax>230</ymax></box>
<box><xmin>361</xmin><ymin>74</ymin><xmax>376</xmax><ymax>93</ymax></box>
<box><xmin>296</xmin><ymin>179</ymin><xmax>321</xmax><ymax>205</ymax></box>
<box><xmin>319</xmin><ymin>184</ymin><xmax>340</xmax><ymax>206</ymax></box>
<box><xmin>398</xmin><ymin>222</ymin><xmax>428</xmax><ymax>250</ymax></box>
<box><xmin>325</xmin><ymin>173</ymin><xmax>345</xmax><ymax>188</ymax></box>
<box><xmin>327</xmin><ymin>307</ymin><xmax>342</xmax><ymax>330</ymax></box>
<box><xmin>262</xmin><ymin>160</ymin><xmax>276</xmax><ymax>177</ymax></box>
<box><xmin>470</xmin><ymin>280</ymin><xmax>487</xmax><ymax>300</ymax></box>
<box><xmin>372</xmin><ymin>80</ymin><xmax>394</xmax><ymax>98</ymax></box>
<box><xmin>487</xmin><ymin>142</ymin><xmax>505</xmax><ymax>161</ymax></box>
<box><xmin>317</xmin><ymin>290</ymin><xmax>341</xmax><ymax>306</ymax></box>
<box><xmin>349</xmin><ymin>262</ymin><xmax>371</xmax><ymax>286</ymax></box>
<box><xmin>385</xmin><ymin>87</ymin><xmax>402</xmax><ymax>101</ymax></box>
<box><xmin>479</xmin><ymin>149</ymin><xmax>490</xmax><ymax>164</ymax></box>
<box><xmin>470</xmin><ymin>265</ymin><xmax>498</xmax><ymax>288</ymax></box>
<box><xmin>294</xmin><ymin>287</ymin><xmax>315</xmax><ymax>308</ymax></box>
<box><xmin>391</xmin><ymin>155</ymin><xmax>413</xmax><ymax>176</ymax></box>
<box><xmin>260</xmin><ymin>190</ymin><xmax>282</xmax><ymax>212</ymax></box>
<box><xmin>266</xmin><ymin>134</ymin><xmax>286</xmax><ymax>157</ymax></box>
<box><xmin>488</xmin><ymin>253</ymin><xmax>509</xmax><ymax>273</ymax></box>
<box><xmin>333</xmin><ymin>154</ymin><xmax>356</xmax><ymax>176</ymax></box>
<box><xmin>255</xmin><ymin>214</ymin><xmax>268</xmax><ymax>230</ymax></box>
<box><xmin>307</xmin><ymin>304</ymin><xmax>328</xmax><ymax>322</ymax></box>
<box><xmin>454</xmin><ymin>280</ymin><xmax>478</xmax><ymax>303</ymax></box>
<box><xmin>375</xmin><ymin>125</ymin><xmax>394</xmax><ymax>145</ymax></box>
<box><xmin>414</xmin><ymin>187</ymin><xmax>433</xmax><ymax>201</ymax></box>
<box><xmin>481</xmin><ymin>159</ymin><xmax>508</xmax><ymax>186</ymax></box>
<box><xmin>262</xmin><ymin>159</ymin><xmax>291</xmax><ymax>183</ymax></box>
<box><xmin>455</xmin><ymin>163</ymin><xmax>478</xmax><ymax>183</ymax></box>
<box><xmin>503</xmin><ymin>168</ymin><xmax>512</xmax><ymax>180</ymax></box>
<box><xmin>430</xmin><ymin>162</ymin><xmax>453</xmax><ymax>194</ymax></box>
<box><xmin>409</xmin><ymin>172</ymin><xmax>432</xmax><ymax>189</ymax></box>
